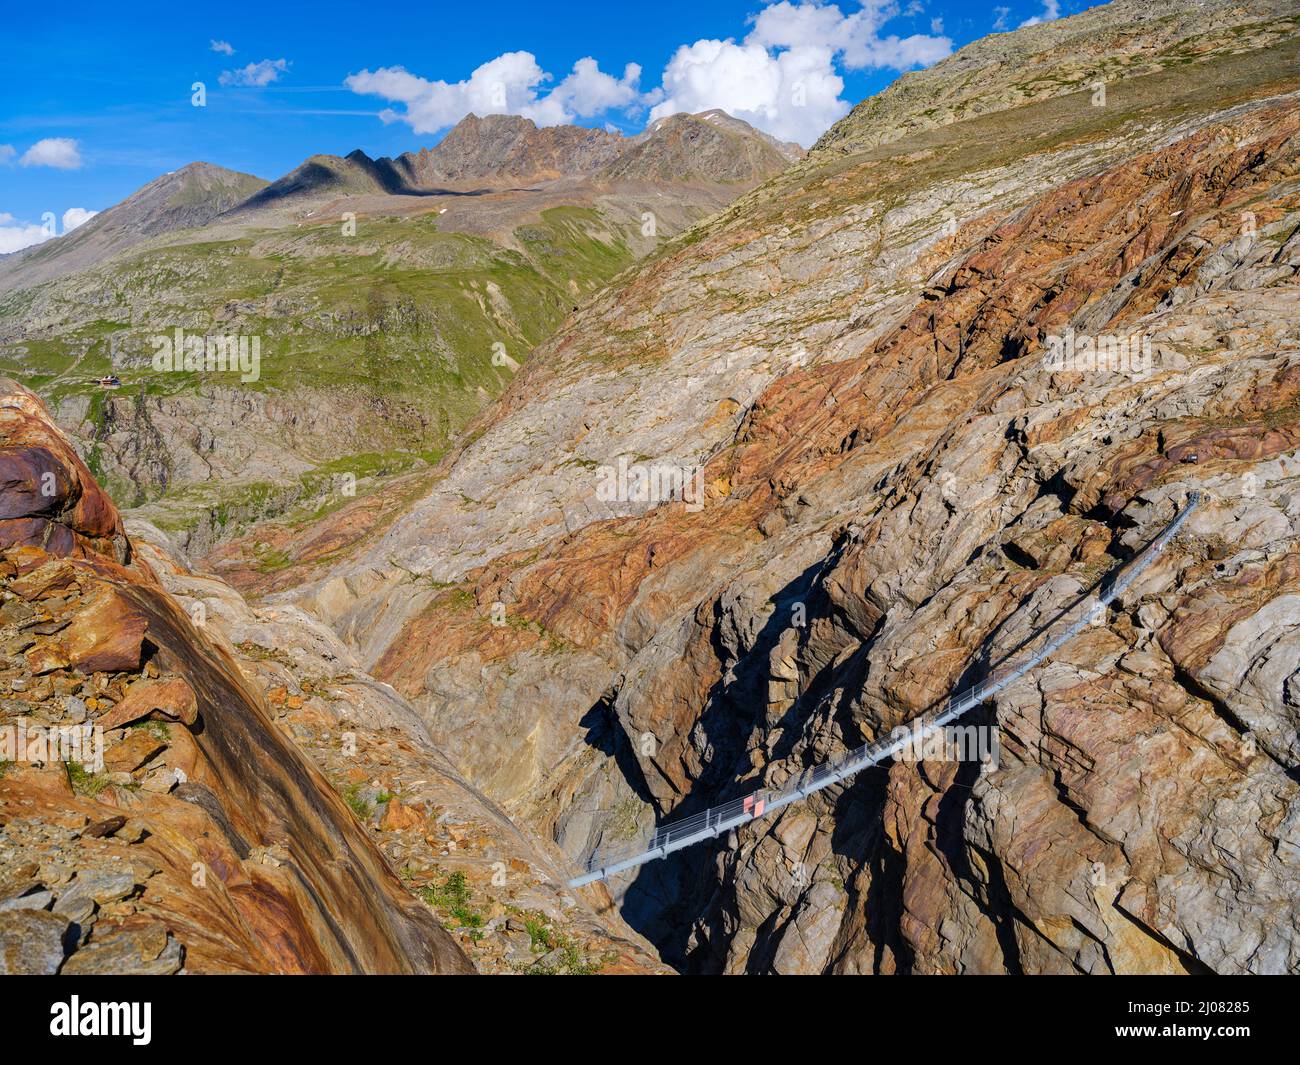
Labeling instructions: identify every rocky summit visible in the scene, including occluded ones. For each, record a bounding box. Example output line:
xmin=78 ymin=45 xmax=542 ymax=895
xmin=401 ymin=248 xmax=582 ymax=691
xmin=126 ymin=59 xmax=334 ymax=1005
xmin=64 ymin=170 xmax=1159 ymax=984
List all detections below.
xmin=1 ymin=0 xmax=1299 ymax=981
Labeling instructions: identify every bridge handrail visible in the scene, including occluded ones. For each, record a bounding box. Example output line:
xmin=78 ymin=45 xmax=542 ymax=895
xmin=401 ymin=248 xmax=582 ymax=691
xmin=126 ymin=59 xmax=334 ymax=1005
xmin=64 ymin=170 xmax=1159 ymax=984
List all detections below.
xmin=570 ymin=492 xmax=1200 ymax=887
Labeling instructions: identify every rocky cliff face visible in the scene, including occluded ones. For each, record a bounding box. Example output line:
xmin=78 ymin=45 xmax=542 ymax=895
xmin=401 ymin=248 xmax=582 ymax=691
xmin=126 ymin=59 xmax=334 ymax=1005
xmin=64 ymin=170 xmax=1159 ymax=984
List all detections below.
xmin=0 ymin=379 xmax=471 ymax=972
xmin=397 ymin=114 xmax=628 ymax=184
xmin=0 ymin=379 xmax=663 ymax=973
xmin=603 ymin=111 xmax=804 ymax=185
xmin=397 ymin=111 xmax=804 ymax=187
xmin=221 ymin=0 xmax=1300 ymax=974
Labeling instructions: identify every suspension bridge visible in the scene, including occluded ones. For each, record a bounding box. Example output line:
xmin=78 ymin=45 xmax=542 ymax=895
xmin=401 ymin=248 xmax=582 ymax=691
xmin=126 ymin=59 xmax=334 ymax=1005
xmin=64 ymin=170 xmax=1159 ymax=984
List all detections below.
xmin=569 ymin=491 xmax=1201 ymax=888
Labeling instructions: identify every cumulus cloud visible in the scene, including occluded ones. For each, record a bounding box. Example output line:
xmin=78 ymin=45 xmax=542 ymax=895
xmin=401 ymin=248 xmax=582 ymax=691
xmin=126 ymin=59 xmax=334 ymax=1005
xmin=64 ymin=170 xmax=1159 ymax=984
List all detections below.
xmin=19 ymin=138 xmax=82 ymax=169
xmin=993 ymin=7 xmax=1011 ymax=31
xmin=346 ymin=2 xmax=949 ymax=148
xmin=220 ymin=58 xmax=289 ymax=87
xmin=62 ymin=207 xmax=98 ymax=231
xmin=0 ymin=215 xmax=47 ymax=254
xmin=0 ymin=208 xmax=92 ymax=254
xmin=210 ymin=39 xmax=235 ymax=56
xmin=347 ymin=53 xmax=642 ymax=134
xmin=549 ymin=57 xmax=643 ymax=120
xmin=651 ymin=1 xmax=951 ymax=146
xmin=0 ymin=145 xmax=14 ymax=165
xmin=652 ymin=39 xmax=846 ymax=147
xmin=1019 ymin=0 xmax=1061 ymax=27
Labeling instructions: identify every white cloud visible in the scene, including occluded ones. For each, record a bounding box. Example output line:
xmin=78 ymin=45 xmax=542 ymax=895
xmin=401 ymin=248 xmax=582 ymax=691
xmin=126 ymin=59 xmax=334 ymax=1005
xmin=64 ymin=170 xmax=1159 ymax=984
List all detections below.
xmin=62 ymin=207 xmax=98 ymax=232
xmin=748 ymin=0 xmax=850 ymax=52
xmin=0 ymin=145 xmax=15 ymax=165
xmin=347 ymin=53 xmax=642 ymax=134
xmin=993 ymin=7 xmax=1011 ymax=31
xmin=346 ymin=2 xmax=950 ymax=149
xmin=652 ymin=1 xmax=951 ymax=146
xmin=20 ymin=138 xmax=82 ymax=169
xmin=652 ymin=38 xmax=847 ymax=147
xmin=838 ymin=1 xmax=953 ymax=71
xmin=0 ymin=213 xmax=50 ymax=254
xmin=0 ymin=206 xmax=99 ymax=254
xmin=550 ymin=58 xmax=643 ymax=119
xmin=1020 ymin=0 xmax=1061 ymax=27
xmin=220 ymin=58 xmax=289 ymax=87
xmin=210 ymin=39 xmax=235 ymax=56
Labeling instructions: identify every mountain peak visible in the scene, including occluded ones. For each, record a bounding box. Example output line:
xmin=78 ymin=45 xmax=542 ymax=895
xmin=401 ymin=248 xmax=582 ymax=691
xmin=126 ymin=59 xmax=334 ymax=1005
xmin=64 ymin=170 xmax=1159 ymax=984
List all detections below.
xmin=398 ymin=109 xmax=801 ymax=186
xmin=605 ymin=109 xmax=804 ymax=183
xmin=398 ymin=114 xmax=625 ymax=184
xmin=452 ymin=112 xmax=538 ymax=130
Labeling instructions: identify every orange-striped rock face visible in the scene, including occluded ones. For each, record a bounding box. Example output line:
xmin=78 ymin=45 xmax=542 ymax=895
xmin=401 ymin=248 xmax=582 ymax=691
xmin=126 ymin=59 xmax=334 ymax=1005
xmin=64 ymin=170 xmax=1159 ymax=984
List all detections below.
xmin=0 ymin=384 xmax=473 ymax=974
xmin=0 ymin=381 xmax=127 ymax=562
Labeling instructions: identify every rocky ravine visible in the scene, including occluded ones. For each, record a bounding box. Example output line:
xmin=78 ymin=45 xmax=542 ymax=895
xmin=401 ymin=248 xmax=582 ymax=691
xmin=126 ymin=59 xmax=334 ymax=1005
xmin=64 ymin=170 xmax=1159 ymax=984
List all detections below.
xmin=0 ymin=379 xmax=664 ymax=974
xmin=209 ymin=0 xmax=1300 ymax=973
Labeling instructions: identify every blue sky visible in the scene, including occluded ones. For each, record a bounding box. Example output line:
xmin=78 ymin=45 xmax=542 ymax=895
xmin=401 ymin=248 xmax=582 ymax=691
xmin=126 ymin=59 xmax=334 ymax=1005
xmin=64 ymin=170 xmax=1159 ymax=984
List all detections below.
xmin=0 ymin=0 xmax=1087 ymax=251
